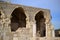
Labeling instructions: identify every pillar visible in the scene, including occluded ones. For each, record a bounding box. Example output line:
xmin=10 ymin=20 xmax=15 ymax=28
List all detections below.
xmin=3 ymin=16 xmax=13 ymax=40
xmin=33 ymin=21 xmax=36 ymax=37
xmin=46 ymin=22 xmax=55 ymax=37
xmin=26 ymin=18 xmax=30 ymax=28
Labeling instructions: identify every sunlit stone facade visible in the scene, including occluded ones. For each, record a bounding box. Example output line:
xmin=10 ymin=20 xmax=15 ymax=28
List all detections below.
xmin=0 ymin=2 xmax=60 ymax=40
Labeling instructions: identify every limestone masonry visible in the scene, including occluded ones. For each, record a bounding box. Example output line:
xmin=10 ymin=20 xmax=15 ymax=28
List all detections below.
xmin=0 ymin=2 xmax=60 ymax=40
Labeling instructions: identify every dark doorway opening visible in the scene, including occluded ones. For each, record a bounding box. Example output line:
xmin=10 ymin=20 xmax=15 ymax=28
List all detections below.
xmin=11 ymin=7 xmax=26 ymax=31
xmin=35 ymin=11 xmax=46 ymax=37
xmin=55 ymin=29 xmax=60 ymax=37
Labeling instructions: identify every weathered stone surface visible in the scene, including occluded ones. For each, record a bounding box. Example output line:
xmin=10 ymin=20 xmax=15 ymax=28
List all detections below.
xmin=0 ymin=2 xmax=60 ymax=40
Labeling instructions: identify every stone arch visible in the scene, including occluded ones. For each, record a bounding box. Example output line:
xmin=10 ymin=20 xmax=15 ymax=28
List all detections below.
xmin=11 ymin=7 xmax=26 ymax=31
xmin=35 ymin=11 xmax=46 ymax=37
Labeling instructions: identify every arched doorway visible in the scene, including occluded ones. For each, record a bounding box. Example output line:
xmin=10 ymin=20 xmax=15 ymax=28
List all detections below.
xmin=11 ymin=7 xmax=26 ymax=31
xmin=35 ymin=11 xmax=46 ymax=37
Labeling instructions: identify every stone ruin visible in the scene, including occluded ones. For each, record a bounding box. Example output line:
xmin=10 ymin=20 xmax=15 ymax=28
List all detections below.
xmin=0 ymin=2 xmax=60 ymax=40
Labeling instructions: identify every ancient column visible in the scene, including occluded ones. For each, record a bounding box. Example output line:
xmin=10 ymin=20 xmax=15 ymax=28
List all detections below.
xmin=46 ymin=21 xmax=55 ymax=37
xmin=26 ymin=18 xmax=30 ymax=28
xmin=33 ymin=21 xmax=36 ymax=37
xmin=2 ymin=16 xmax=13 ymax=40
xmin=0 ymin=10 xmax=6 ymax=40
xmin=0 ymin=17 xmax=3 ymax=40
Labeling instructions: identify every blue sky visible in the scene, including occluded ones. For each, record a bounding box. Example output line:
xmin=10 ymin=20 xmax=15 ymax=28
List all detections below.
xmin=2 ymin=0 xmax=60 ymax=29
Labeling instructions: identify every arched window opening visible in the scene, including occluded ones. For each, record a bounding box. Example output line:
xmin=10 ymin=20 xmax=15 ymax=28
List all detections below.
xmin=11 ymin=7 xmax=26 ymax=31
xmin=35 ymin=11 xmax=46 ymax=37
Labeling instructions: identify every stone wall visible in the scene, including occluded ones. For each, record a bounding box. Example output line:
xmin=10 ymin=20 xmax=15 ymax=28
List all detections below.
xmin=12 ymin=28 xmax=32 ymax=40
xmin=0 ymin=2 xmax=60 ymax=40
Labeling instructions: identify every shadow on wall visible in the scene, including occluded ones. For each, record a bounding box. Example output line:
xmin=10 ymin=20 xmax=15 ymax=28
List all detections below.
xmin=11 ymin=7 xmax=26 ymax=31
xmin=35 ymin=11 xmax=46 ymax=37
